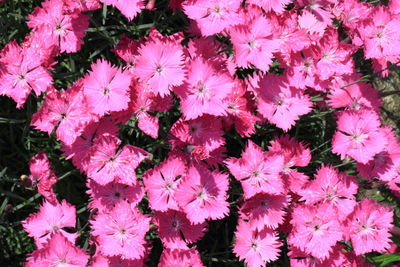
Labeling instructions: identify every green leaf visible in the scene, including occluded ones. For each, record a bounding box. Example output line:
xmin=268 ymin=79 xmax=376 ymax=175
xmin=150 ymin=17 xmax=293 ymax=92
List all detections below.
xmin=371 ymin=253 xmax=400 ymax=266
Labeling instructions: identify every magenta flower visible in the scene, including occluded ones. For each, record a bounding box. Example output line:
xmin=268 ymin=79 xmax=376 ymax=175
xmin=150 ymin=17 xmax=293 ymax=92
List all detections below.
xmin=31 ymin=85 xmax=93 ymax=145
xmin=230 ymin=10 xmax=279 ymax=72
xmin=61 ymin=118 xmax=119 ymax=173
xmin=0 ymin=41 xmax=52 ymax=108
xmin=183 ymin=0 xmax=242 ymax=36
xmin=87 ymin=179 xmax=144 ymax=213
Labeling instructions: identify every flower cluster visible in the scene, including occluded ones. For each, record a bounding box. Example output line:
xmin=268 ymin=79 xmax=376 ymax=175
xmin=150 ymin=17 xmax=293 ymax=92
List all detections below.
xmin=3 ymin=0 xmax=399 ymax=266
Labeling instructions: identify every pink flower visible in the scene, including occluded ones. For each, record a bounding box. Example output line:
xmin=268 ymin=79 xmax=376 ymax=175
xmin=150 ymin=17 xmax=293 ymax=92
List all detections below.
xmin=175 ymin=163 xmax=229 ymax=224
xmin=359 ymin=6 xmax=400 ymax=59
xmin=87 ymin=134 xmax=148 ymax=185
xmin=135 ymin=41 xmax=186 ymax=97
xmin=159 ymin=247 xmax=205 ymax=267
xmin=87 ymin=179 xmax=144 ymax=213
xmin=233 ymin=219 xmax=282 ymax=267
xmin=256 ymin=74 xmax=312 ymax=132
xmin=246 ymin=0 xmax=292 ymax=14
xmin=230 ymin=10 xmax=279 ymax=72
xmin=345 ymin=198 xmax=393 ymax=255
xmin=299 ymin=165 xmax=358 ymax=218
xmin=112 ymin=34 xmax=142 ymax=75
xmin=31 ymin=85 xmax=93 ymax=145
xmin=183 ymin=0 xmax=242 ymax=36
xmin=312 ymin=27 xmax=356 ymax=80
xmin=223 ymin=79 xmax=259 ymax=137
xmin=100 ymin=0 xmax=144 ymax=21
xmin=25 ymin=232 xmax=89 ymax=267
xmin=357 ymin=127 xmax=400 ymax=182
xmin=169 ymin=115 xmax=226 ymax=166
xmin=240 ymin=193 xmax=290 ymax=231
xmin=289 ymin=203 xmax=343 ymax=260
xmin=174 ymin=57 xmax=232 ymax=120
xmin=28 ymin=151 xmax=58 ymax=204
xmin=61 ymin=117 xmax=119 ymax=172
xmin=83 ymin=59 xmax=132 ymax=116
xmin=27 ymin=0 xmax=89 ymax=53
xmin=64 ymin=0 xmax=102 ymax=12
xmin=143 ymin=155 xmax=186 ymax=211
xmin=90 ymin=201 xmax=151 ymax=260
xmin=0 ymin=41 xmax=53 ymax=108
xmin=328 ymin=74 xmax=381 ymax=113
xmin=154 ymin=210 xmax=207 ymax=249
xmin=332 ymin=110 xmax=388 ymax=164
xmin=225 ymin=140 xmax=285 ymax=199
xmin=22 ymin=199 xmax=77 ymax=249
xmin=127 ymin=82 xmax=172 ymax=138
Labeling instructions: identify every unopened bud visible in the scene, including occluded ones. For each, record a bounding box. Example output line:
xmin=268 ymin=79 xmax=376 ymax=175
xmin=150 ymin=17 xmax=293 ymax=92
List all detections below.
xmin=20 ymin=174 xmax=32 ymax=187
